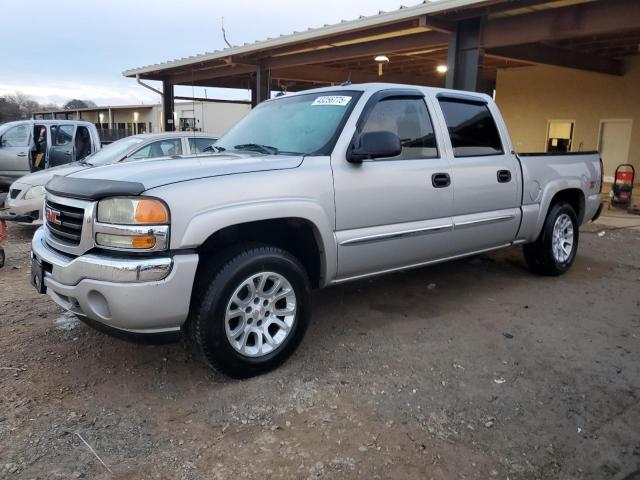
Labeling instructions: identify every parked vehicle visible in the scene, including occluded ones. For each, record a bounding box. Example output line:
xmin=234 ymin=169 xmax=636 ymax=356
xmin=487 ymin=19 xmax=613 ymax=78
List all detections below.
xmin=0 ymin=120 xmax=101 ymax=187
xmin=5 ymin=132 xmax=218 ymax=225
xmin=31 ymin=84 xmax=603 ymax=378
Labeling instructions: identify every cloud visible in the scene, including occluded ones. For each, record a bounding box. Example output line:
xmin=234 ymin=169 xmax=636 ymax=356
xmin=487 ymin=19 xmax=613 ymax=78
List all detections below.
xmin=0 ymin=81 xmax=158 ymax=106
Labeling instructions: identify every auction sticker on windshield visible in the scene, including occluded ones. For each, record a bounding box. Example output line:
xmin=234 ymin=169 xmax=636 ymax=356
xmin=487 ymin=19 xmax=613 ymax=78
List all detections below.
xmin=312 ymin=96 xmax=352 ymax=106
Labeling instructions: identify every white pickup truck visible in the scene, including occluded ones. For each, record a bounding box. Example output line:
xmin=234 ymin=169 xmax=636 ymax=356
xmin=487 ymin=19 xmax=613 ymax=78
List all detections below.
xmin=31 ymin=83 xmax=603 ymax=377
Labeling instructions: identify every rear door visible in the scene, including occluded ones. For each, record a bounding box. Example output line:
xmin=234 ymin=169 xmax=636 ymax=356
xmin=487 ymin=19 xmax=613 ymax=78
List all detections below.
xmin=433 ymin=94 xmax=521 ymax=253
xmin=48 ymin=124 xmax=76 ymax=167
xmin=333 ymin=89 xmax=455 ymax=280
xmin=0 ymin=123 xmax=31 ymax=174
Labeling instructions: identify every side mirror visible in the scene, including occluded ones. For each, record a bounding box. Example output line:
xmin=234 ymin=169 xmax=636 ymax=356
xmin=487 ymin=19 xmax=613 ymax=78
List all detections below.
xmin=348 ymin=131 xmax=402 ymax=162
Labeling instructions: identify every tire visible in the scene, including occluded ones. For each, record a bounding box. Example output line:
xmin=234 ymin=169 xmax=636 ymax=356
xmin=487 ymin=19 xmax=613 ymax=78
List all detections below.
xmin=523 ymin=202 xmax=579 ymax=276
xmin=190 ymin=243 xmax=311 ymax=378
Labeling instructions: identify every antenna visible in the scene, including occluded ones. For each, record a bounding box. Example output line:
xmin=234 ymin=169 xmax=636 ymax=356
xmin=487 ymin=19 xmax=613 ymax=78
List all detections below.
xmin=221 ymin=17 xmax=232 ymax=49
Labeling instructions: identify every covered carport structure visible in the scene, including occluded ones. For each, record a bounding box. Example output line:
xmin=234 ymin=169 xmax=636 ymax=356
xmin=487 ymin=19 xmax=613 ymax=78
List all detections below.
xmin=122 ymin=0 xmax=640 ymax=186
xmin=123 ymin=0 xmax=640 ymax=132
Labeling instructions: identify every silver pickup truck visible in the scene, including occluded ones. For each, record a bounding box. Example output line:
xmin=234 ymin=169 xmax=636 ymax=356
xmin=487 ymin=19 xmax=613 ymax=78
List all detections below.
xmin=31 ymin=83 xmax=603 ymax=377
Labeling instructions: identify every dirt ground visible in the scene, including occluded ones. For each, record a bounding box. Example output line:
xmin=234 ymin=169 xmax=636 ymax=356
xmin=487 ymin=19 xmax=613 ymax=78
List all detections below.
xmin=1 ymin=216 xmax=639 ymax=480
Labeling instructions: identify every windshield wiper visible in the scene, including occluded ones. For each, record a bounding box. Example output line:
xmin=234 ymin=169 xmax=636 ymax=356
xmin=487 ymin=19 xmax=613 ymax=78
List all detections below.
xmin=233 ymin=143 xmax=279 ymax=155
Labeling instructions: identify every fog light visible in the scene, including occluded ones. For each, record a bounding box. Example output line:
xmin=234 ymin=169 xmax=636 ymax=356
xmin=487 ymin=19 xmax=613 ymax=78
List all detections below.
xmin=96 ymin=233 xmax=156 ymax=249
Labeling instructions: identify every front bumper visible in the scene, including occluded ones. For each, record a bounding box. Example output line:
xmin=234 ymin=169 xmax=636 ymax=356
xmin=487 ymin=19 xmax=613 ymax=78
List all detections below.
xmin=31 ymin=227 xmax=199 ymax=334
xmin=5 ymin=183 xmax=43 ymax=225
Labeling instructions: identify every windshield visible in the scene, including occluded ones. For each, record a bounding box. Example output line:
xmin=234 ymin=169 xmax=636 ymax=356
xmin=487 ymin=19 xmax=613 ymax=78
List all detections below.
xmin=85 ymin=136 xmax=146 ymax=166
xmin=215 ymin=91 xmax=361 ymax=155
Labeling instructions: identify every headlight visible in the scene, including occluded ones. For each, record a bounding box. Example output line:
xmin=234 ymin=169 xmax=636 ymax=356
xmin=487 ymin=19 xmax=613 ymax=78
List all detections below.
xmin=97 ymin=197 xmax=169 ymax=225
xmin=95 ymin=197 xmax=170 ymax=251
xmin=24 ymin=185 xmax=46 ymax=200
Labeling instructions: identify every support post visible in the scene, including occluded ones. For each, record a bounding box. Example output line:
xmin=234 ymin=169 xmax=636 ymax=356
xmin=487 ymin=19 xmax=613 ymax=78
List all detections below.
xmin=162 ymin=80 xmax=175 ymax=131
xmin=251 ymin=65 xmax=271 ymax=107
xmin=445 ymin=18 xmax=483 ymax=92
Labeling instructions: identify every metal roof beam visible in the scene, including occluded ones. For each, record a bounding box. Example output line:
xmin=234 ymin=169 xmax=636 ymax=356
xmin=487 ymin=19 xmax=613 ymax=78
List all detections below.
xmin=273 ymin=65 xmax=440 ymax=86
xmin=167 ymin=64 xmax=257 ymax=85
xmin=486 ymin=43 xmax=625 ymax=76
xmin=482 ymin=0 xmax=640 ymax=48
xmin=265 ymin=31 xmax=449 ymax=69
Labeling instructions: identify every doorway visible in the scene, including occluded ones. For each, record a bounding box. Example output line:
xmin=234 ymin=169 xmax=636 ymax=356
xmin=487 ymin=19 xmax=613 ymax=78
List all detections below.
xmin=598 ymin=120 xmax=633 ymax=183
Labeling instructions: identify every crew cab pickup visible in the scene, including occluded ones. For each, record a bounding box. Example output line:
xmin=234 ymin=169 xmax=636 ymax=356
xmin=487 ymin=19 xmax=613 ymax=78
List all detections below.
xmin=31 ymin=83 xmax=603 ymax=378
xmin=0 ymin=120 xmax=101 ymax=187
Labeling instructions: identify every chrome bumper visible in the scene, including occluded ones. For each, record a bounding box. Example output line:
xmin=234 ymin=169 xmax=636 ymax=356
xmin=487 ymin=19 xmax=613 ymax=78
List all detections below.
xmin=31 ymin=227 xmax=199 ymax=334
xmin=32 ymin=227 xmax=172 ymax=284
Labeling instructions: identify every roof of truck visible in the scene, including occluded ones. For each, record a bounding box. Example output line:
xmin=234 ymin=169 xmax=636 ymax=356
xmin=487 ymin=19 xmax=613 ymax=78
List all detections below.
xmin=269 ymin=82 xmax=494 ymax=102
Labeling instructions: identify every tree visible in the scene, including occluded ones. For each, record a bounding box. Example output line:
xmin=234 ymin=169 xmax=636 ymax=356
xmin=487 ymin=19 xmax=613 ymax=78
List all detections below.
xmin=63 ymin=99 xmax=96 ymax=110
xmin=0 ymin=92 xmax=53 ymax=123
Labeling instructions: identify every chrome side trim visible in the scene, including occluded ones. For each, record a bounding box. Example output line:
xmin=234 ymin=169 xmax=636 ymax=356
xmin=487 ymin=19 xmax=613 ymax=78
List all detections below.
xmin=339 ymin=224 xmax=453 ymax=246
xmin=332 ymin=243 xmax=511 ymax=284
xmin=454 ymin=214 xmax=515 ymax=230
xmin=32 ymin=228 xmax=172 ymax=284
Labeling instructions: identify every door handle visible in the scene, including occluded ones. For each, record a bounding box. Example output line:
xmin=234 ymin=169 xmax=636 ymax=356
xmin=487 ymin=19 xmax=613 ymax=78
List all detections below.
xmin=432 ymin=172 xmax=451 ymax=188
xmin=497 ymin=170 xmax=512 ymax=183
xmin=17 ymin=152 xmax=27 ymax=157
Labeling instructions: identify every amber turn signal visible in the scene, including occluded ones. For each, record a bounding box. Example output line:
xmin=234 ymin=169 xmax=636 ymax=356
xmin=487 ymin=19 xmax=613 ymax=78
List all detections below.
xmin=135 ymin=199 xmax=169 ymax=224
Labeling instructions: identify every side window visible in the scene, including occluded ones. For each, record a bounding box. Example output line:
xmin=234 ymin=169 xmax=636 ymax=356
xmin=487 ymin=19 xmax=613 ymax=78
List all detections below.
xmin=54 ymin=125 xmax=75 ymax=146
xmin=438 ymin=99 xmax=503 ymax=157
xmin=360 ymin=97 xmax=438 ymax=159
xmin=1 ymin=124 xmax=30 ymax=147
xmin=189 ymin=137 xmax=217 ymax=153
xmin=131 ymin=139 xmax=182 ymax=159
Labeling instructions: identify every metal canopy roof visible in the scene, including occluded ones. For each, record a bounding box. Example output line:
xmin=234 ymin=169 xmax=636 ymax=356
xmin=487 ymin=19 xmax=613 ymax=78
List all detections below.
xmin=123 ymin=0 xmax=640 ymax=93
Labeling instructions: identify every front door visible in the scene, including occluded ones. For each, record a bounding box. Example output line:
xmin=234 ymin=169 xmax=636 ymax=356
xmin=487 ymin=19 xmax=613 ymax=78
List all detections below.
xmin=333 ymin=90 xmax=455 ymax=281
xmin=48 ymin=124 xmax=76 ymax=167
xmin=0 ymin=123 xmax=31 ymax=175
xmin=434 ymin=95 xmax=522 ymax=254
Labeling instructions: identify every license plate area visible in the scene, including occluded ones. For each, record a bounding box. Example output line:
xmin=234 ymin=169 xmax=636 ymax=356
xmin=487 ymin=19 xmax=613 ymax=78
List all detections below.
xmin=30 ymin=254 xmax=46 ymax=294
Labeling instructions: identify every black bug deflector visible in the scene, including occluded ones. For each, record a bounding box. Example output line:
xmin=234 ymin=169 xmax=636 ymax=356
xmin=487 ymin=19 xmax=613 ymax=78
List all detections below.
xmin=46 ymin=175 xmax=146 ymax=200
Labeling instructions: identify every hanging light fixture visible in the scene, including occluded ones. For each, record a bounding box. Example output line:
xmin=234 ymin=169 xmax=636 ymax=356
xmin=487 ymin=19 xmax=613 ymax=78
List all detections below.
xmin=436 ymin=64 xmax=448 ymax=74
xmin=374 ymin=55 xmax=390 ymax=76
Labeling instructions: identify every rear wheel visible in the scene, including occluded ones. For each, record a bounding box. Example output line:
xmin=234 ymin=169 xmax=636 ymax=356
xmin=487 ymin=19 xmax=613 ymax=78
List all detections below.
xmin=523 ymin=202 xmax=579 ymax=276
xmin=190 ymin=244 xmax=311 ymax=378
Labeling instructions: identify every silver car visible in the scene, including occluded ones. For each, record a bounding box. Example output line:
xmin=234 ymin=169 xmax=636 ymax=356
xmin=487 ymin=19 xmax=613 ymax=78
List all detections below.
xmin=5 ymin=132 xmax=218 ymax=224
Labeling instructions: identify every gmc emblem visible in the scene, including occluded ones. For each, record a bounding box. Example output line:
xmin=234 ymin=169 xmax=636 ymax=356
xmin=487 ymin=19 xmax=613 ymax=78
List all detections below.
xmin=45 ymin=207 xmax=61 ymax=225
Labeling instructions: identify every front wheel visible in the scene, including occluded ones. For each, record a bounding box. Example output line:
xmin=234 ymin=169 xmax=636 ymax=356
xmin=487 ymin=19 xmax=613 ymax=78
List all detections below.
xmin=523 ymin=202 xmax=579 ymax=276
xmin=190 ymin=244 xmax=311 ymax=378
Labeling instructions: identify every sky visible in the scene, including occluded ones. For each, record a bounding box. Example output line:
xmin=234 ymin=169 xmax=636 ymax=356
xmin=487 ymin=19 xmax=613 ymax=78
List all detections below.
xmin=1 ymin=0 xmax=425 ymax=107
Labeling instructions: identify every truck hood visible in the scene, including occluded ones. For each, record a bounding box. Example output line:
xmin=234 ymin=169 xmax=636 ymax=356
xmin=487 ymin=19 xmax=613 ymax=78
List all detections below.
xmin=14 ymin=163 xmax=88 ymax=187
xmin=67 ymin=152 xmax=304 ymax=190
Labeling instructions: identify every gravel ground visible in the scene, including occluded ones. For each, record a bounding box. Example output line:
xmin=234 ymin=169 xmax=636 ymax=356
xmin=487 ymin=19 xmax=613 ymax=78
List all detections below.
xmin=0 ymin=218 xmax=639 ymax=480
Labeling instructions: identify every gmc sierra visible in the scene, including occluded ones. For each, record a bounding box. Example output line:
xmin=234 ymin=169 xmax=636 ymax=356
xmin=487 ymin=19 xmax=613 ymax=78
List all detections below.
xmin=31 ymin=83 xmax=603 ymax=377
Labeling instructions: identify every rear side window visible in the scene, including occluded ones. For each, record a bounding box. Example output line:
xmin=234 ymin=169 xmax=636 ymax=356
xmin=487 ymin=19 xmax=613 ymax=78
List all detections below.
xmin=438 ymin=99 xmax=503 ymax=157
xmin=361 ymin=97 xmax=438 ymax=159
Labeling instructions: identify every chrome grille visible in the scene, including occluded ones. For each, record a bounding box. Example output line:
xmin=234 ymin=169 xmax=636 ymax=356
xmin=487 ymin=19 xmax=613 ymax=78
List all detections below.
xmin=45 ymin=199 xmax=84 ymax=246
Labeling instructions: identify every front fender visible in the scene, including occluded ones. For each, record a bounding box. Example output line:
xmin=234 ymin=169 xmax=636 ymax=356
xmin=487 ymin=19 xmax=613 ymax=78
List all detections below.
xmin=178 ymin=198 xmax=337 ymax=285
